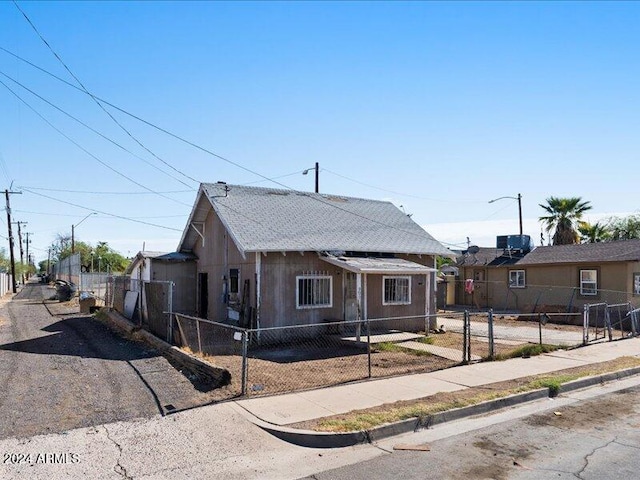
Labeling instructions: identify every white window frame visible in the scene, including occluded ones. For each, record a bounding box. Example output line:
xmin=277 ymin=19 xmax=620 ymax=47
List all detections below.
xmin=509 ymin=270 xmax=526 ymax=288
xmin=580 ymin=269 xmax=598 ymax=296
xmin=383 ymin=276 xmax=411 ymax=305
xmin=634 ymin=273 xmax=640 ymax=296
xmin=296 ymin=275 xmax=333 ymax=309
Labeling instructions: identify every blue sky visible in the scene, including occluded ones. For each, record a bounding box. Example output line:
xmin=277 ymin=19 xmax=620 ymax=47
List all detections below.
xmin=1 ymin=1 xmax=638 ymax=263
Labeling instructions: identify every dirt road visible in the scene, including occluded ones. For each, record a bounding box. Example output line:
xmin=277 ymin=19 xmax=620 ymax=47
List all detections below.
xmin=0 ymin=282 xmax=217 ymax=440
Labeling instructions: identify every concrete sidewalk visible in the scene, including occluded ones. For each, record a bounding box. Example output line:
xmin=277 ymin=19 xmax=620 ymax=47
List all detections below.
xmin=235 ymin=338 xmax=640 ymax=428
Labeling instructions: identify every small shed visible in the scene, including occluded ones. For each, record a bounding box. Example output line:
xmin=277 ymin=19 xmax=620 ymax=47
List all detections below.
xmin=126 ymin=250 xmax=198 ymax=315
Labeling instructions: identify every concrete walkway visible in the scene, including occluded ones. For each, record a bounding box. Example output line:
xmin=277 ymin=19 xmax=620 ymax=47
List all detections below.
xmin=235 ymin=337 xmax=640 ymax=427
xmin=439 ymin=317 xmax=584 ymax=346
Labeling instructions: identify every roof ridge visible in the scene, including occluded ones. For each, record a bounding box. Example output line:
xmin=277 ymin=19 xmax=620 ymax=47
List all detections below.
xmin=201 ymin=182 xmax=395 ymax=205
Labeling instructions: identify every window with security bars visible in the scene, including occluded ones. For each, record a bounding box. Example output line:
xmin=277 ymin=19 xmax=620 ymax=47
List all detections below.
xmin=580 ymin=269 xmax=598 ymax=296
xmin=296 ymin=275 xmax=332 ymax=309
xmin=634 ymin=273 xmax=640 ymax=295
xmin=383 ymin=276 xmax=411 ymax=305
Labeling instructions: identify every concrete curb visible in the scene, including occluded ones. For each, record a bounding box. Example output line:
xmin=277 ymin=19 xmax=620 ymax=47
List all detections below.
xmin=250 ymin=368 xmax=640 ymax=449
xmin=96 ymin=309 xmax=231 ymax=388
xmin=558 ymin=365 xmax=640 ymax=395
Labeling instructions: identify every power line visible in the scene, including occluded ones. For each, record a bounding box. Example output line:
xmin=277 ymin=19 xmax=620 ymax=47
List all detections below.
xmin=0 ymin=151 xmax=11 ymax=186
xmin=322 ymin=168 xmax=484 ymax=204
xmin=0 ymin=79 xmax=191 ymax=207
xmin=0 ymin=70 xmax=195 ymax=188
xmin=0 ymin=47 xmax=457 ymax=247
xmin=12 ymin=0 xmax=200 ymax=187
xmin=14 ymin=209 xmax=186 ymax=219
xmin=21 ymin=188 xmax=183 ymax=232
xmin=16 ymin=186 xmax=196 ymax=195
xmin=0 ymin=46 xmax=299 ymax=187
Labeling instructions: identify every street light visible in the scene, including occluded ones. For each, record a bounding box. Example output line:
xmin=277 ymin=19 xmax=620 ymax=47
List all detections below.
xmin=488 ymin=193 xmax=523 ymax=236
xmin=72 ymin=212 xmax=96 ymax=253
xmin=302 ymin=162 xmax=319 ymax=193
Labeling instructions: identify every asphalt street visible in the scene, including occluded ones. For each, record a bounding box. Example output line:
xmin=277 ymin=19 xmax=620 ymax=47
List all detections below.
xmin=304 ymin=378 xmax=640 ymax=480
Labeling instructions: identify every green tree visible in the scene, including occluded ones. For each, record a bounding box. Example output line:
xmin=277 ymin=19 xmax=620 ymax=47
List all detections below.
xmin=0 ymin=247 xmax=9 ymax=272
xmin=48 ymin=235 xmax=130 ymax=273
xmin=607 ymin=214 xmax=640 ymax=241
xmin=92 ymin=241 xmax=129 ymax=272
xmin=539 ymin=196 xmax=593 ymax=245
xmin=578 ymin=222 xmax=611 ymax=243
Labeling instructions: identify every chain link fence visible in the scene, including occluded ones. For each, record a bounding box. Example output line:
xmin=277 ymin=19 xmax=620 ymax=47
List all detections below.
xmin=445 ymin=280 xmax=637 ymax=320
xmin=98 ymin=280 xmax=640 ymax=400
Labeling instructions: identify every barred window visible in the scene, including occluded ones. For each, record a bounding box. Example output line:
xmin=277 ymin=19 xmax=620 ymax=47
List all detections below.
xmin=383 ymin=276 xmax=411 ymax=305
xmin=296 ymin=275 xmax=332 ymax=309
xmin=635 ymin=273 xmax=640 ymax=296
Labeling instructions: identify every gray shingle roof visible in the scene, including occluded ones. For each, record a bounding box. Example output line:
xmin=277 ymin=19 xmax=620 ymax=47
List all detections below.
xmin=516 ymin=239 xmax=640 ymax=265
xmin=179 ymin=183 xmax=453 ymax=257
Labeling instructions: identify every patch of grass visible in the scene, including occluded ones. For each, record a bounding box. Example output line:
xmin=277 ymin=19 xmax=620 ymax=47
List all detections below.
xmin=373 ymin=342 xmax=432 ymax=357
xmin=494 ymin=343 xmax=560 ymax=360
xmin=415 ymin=336 xmax=435 ymax=345
xmin=311 ymin=356 xmax=640 ymax=432
xmin=374 ymin=342 xmax=403 ymax=353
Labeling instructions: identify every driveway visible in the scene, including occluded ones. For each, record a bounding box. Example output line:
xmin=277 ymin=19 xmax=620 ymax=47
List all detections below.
xmin=0 ymin=281 xmax=220 ymax=440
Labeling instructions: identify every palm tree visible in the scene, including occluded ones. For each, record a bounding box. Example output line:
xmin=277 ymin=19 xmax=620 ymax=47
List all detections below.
xmin=539 ymin=196 xmax=593 ymax=245
xmin=578 ymin=221 xmax=610 ymax=243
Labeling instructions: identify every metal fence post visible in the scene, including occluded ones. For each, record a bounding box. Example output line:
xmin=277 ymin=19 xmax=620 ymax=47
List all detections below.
xmin=604 ymin=304 xmax=613 ymax=342
xmin=463 ymin=310 xmax=469 ymax=363
xmin=367 ymin=316 xmax=372 ymax=378
xmin=241 ymin=330 xmax=248 ymax=396
xmin=167 ymin=282 xmax=174 ymax=344
xmin=488 ymin=309 xmax=495 ymax=359
xmin=467 ymin=312 xmax=472 ymax=362
xmin=538 ymin=313 xmax=543 ymax=345
xmin=196 ymin=317 xmax=202 ymax=354
xmin=583 ymin=304 xmax=589 ymax=345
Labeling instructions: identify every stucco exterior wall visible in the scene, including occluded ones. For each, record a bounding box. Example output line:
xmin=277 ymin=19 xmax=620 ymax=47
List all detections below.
xmin=458 ymin=261 xmax=637 ymax=313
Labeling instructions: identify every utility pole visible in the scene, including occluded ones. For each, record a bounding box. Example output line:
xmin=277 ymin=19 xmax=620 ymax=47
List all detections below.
xmin=13 ymin=221 xmax=27 ymax=286
xmin=24 ymin=232 xmax=32 ymax=280
xmin=47 ymin=248 xmax=51 ymax=277
xmin=5 ymin=189 xmax=21 ymax=293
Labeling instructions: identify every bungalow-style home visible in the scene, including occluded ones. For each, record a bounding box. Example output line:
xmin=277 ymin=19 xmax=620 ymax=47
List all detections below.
xmin=177 ymin=182 xmax=453 ymax=333
xmin=125 ymin=250 xmax=197 ymax=316
xmin=455 ymin=237 xmax=640 ymax=314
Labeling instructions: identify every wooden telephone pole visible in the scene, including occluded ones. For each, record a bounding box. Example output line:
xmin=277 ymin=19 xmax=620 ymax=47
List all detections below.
xmin=4 ymin=189 xmax=22 ymax=293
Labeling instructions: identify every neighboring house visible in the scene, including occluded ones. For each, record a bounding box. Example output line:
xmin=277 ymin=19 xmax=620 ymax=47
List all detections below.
xmin=126 ymin=250 xmax=197 ymax=315
xmin=455 ymin=238 xmax=640 ymax=313
xmin=177 ymin=182 xmax=453 ymax=333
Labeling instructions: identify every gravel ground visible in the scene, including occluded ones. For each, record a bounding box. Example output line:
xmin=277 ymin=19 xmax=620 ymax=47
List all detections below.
xmin=0 ymin=281 xmax=220 ymax=440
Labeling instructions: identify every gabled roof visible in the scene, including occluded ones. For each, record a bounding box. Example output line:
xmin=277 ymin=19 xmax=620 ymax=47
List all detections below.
xmin=178 ymin=183 xmax=453 ymax=257
xmin=516 ymin=239 xmax=640 ymax=266
xmin=125 ymin=251 xmax=167 ymax=274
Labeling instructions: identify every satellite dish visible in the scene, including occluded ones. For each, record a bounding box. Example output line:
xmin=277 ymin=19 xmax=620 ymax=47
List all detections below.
xmin=467 ymin=245 xmax=480 ymax=254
